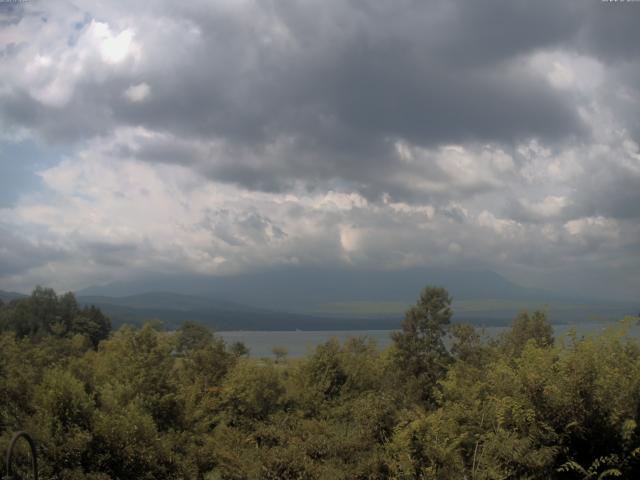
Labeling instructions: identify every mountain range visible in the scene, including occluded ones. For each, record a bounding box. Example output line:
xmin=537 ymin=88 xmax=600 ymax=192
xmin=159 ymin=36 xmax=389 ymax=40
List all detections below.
xmin=2 ymin=268 xmax=637 ymax=330
xmin=77 ymin=267 xmax=555 ymax=306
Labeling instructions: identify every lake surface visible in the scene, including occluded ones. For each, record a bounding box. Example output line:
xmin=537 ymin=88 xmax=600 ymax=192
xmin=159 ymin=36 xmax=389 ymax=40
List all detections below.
xmin=219 ymin=321 xmax=640 ymax=358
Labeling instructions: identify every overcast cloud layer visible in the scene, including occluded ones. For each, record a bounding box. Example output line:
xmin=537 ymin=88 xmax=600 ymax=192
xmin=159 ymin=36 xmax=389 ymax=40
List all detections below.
xmin=1 ymin=0 xmax=639 ymax=300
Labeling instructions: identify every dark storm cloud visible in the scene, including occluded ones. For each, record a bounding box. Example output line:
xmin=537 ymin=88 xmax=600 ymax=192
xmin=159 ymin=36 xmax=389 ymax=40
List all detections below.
xmin=599 ymin=61 xmax=640 ymax=145
xmin=1 ymin=89 xmax=114 ymax=143
xmin=124 ymin=0 xmax=587 ymax=168
xmin=571 ymin=164 xmax=640 ymax=220
xmin=2 ymin=0 xmax=614 ymax=197
xmin=123 ymin=0 xmax=592 ymax=148
xmin=578 ymin=1 xmax=640 ymax=62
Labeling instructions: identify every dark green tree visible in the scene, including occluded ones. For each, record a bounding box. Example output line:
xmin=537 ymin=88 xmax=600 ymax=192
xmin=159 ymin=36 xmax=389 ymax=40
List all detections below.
xmin=392 ymin=286 xmax=453 ymax=404
xmin=450 ymin=323 xmax=492 ymax=366
xmin=219 ymin=360 xmax=285 ymax=427
xmin=302 ymin=338 xmax=347 ymax=401
xmin=175 ymin=320 xmax=214 ymax=354
xmin=0 ymin=288 xmax=111 ymax=347
xmin=228 ymin=340 xmax=250 ymax=357
xmin=498 ymin=309 xmax=554 ymax=357
xmin=70 ymin=305 xmax=111 ymax=347
xmin=0 ymin=287 xmax=58 ymax=338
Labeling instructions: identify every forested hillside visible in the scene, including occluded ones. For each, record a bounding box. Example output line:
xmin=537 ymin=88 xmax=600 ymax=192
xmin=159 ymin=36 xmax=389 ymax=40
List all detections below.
xmin=1 ymin=287 xmax=640 ymax=479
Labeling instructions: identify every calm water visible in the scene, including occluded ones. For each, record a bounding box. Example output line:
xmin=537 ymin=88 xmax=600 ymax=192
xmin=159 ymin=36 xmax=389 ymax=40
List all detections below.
xmin=219 ymin=321 xmax=640 ymax=358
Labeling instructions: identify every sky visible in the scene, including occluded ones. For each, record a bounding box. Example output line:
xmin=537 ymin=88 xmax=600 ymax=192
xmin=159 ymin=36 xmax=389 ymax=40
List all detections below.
xmin=1 ymin=0 xmax=639 ymax=300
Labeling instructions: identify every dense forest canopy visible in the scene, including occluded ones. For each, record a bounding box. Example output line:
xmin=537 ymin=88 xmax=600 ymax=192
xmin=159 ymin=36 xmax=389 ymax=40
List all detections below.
xmin=0 ymin=286 xmax=111 ymax=347
xmin=1 ymin=287 xmax=640 ymax=479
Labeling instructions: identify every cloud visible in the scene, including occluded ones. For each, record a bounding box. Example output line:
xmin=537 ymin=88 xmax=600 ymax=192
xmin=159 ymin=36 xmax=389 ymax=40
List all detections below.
xmin=124 ymin=82 xmax=150 ymax=103
xmin=1 ymin=0 xmax=640 ymax=299
xmin=2 ymin=1 xmax=588 ymax=177
xmin=0 ymin=142 xmax=633 ymax=297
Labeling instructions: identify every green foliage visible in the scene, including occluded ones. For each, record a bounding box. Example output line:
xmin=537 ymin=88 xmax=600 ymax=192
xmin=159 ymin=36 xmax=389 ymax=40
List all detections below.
xmin=68 ymin=305 xmax=111 ymax=347
xmin=176 ymin=320 xmax=215 ymax=353
xmin=28 ymin=368 xmax=94 ymax=478
xmin=219 ymin=360 xmax=286 ymax=427
xmin=558 ymin=455 xmax=623 ymax=479
xmin=299 ymin=338 xmax=348 ymax=403
xmin=497 ymin=309 xmax=554 ymax=357
xmin=0 ymin=287 xmax=111 ymax=347
xmin=228 ymin=340 xmax=250 ymax=357
xmin=391 ymin=286 xmax=453 ymax=405
xmin=2 ymin=286 xmax=640 ymax=479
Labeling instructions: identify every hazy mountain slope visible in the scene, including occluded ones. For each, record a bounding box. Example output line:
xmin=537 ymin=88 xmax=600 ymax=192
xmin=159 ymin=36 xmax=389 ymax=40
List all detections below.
xmin=75 ymin=268 xmax=638 ymax=329
xmin=77 ymin=292 xmax=400 ymax=331
xmin=79 ymin=292 xmax=254 ymax=312
xmin=0 ymin=290 xmax=27 ymax=302
xmin=76 ymin=289 xmax=639 ymax=332
xmin=77 ymin=267 xmax=555 ymax=307
xmin=78 ymin=291 xmax=638 ymax=330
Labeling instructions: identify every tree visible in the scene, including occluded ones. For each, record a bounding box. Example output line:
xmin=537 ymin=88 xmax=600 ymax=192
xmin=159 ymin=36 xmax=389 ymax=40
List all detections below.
xmin=70 ymin=305 xmax=111 ymax=347
xmin=175 ymin=321 xmax=214 ymax=354
xmin=272 ymin=346 xmax=288 ymax=363
xmin=0 ymin=287 xmax=58 ymax=338
xmin=0 ymin=288 xmax=111 ymax=347
xmin=498 ymin=309 xmax=554 ymax=357
xmin=219 ymin=360 xmax=285 ymax=427
xmin=300 ymin=338 xmax=347 ymax=403
xmin=392 ymin=286 xmax=453 ymax=404
xmin=29 ymin=368 xmax=94 ymax=479
xmin=228 ymin=340 xmax=250 ymax=357
xmin=450 ymin=323 xmax=486 ymax=364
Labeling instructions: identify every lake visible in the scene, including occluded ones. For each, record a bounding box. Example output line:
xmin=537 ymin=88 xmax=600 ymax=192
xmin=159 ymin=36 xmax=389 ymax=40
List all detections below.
xmin=219 ymin=321 xmax=640 ymax=358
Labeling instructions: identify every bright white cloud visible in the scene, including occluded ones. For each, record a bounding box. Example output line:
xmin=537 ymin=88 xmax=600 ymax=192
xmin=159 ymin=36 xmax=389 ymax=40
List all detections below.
xmin=529 ymin=51 xmax=605 ymax=93
xmin=124 ymin=82 xmax=151 ymax=102
xmin=91 ymin=22 xmax=138 ymax=64
xmin=477 ymin=211 xmax=522 ymax=238
xmin=520 ymin=195 xmax=570 ymax=220
xmin=339 ymin=225 xmax=361 ymax=253
xmin=564 ymin=216 xmax=619 ymax=239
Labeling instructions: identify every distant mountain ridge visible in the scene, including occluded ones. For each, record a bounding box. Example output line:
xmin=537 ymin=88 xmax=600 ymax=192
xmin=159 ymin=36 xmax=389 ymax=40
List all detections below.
xmin=72 ymin=268 xmax=638 ymax=329
xmin=78 ymin=292 xmax=254 ymax=313
xmin=76 ymin=291 xmax=400 ymax=331
xmin=77 ymin=267 xmax=558 ymax=307
xmin=0 ymin=290 xmax=27 ymax=302
xmin=4 ymin=268 xmax=637 ymax=331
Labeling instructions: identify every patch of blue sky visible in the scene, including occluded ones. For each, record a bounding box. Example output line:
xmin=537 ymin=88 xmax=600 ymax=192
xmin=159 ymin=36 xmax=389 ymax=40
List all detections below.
xmin=0 ymin=140 xmax=69 ymax=207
